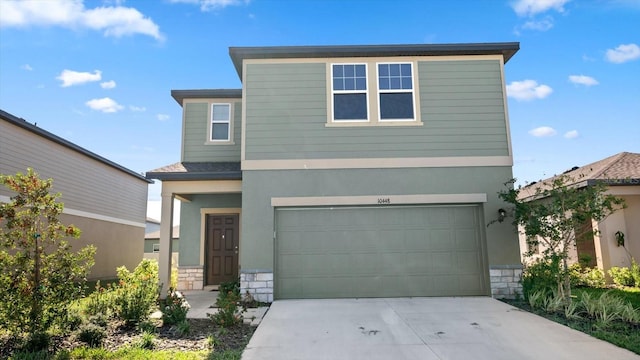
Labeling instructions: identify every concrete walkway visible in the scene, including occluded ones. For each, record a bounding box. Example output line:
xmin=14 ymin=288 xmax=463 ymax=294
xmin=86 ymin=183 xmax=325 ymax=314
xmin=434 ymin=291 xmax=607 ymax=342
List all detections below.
xmin=181 ymin=290 xmax=269 ymax=326
xmin=242 ymin=297 xmax=639 ymax=360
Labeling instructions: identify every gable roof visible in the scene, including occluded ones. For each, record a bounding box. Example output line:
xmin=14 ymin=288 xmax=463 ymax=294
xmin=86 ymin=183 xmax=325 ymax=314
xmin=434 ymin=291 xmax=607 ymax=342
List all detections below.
xmin=518 ymin=152 xmax=640 ymax=200
xmin=1 ymin=109 xmax=152 ymax=183
xmin=229 ymin=42 xmax=520 ymax=78
xmin=146 ymin=162 xmax=242 ymax=181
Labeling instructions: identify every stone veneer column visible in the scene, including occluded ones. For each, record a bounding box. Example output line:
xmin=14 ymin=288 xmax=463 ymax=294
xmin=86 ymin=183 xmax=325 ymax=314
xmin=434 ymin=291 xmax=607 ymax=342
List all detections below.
xmin=240 ymin=270 xmax=273 ymax=303
xmin=489 ymin=265 xmax=523 ymax=299
xmin=177 ymin=265 xmax=204 ymax=291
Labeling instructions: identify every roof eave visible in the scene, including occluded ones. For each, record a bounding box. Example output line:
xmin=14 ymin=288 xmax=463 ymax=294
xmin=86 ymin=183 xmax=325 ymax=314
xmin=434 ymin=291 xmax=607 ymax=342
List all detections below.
xmin=170 ymin=89 xmax=243 ymax=106
xmin=0 ymin=109 xmax=152 ymax=183
xmin=145 ymin=171 xmax=242 ymax=181
xmin=229 ymin=42 xmax=520 ymax=78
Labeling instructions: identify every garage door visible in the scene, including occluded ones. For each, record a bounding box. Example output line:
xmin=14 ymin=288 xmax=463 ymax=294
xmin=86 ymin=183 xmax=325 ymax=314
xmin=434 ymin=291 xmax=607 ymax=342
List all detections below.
xmin=275 ymin=205 xmax=488 ymax=299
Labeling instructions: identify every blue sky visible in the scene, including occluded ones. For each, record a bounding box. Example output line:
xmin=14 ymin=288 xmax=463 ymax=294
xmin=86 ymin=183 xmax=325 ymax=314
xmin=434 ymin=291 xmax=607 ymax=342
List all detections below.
xmin=1 ymin=0 xmax=639 ymax=217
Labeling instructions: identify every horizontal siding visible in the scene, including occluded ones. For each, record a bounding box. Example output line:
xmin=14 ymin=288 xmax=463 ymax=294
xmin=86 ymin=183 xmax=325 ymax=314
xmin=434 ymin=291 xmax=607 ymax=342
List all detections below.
xmin=0 ymin=121 xmax=147 ymax=223
xmin=182 ymin=101 xmax=242 ymax=162
xmin=244 ymin=59 xmax=509 ymax=161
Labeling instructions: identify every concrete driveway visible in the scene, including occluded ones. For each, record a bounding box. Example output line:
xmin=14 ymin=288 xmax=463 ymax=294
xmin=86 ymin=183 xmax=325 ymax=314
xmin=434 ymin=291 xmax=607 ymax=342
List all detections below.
xmin=242 ymin=297 xmax=639 ymax=360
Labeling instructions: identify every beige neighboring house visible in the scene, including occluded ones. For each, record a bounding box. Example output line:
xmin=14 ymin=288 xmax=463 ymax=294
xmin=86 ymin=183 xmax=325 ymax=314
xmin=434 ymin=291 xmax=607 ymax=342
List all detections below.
xmin=517 ymin=152 xmax=640 ymax=276
xmin=144 ymin=223 xmax=179 ymax=267
xmin=0 ymin=109 xmax=151 ymax=280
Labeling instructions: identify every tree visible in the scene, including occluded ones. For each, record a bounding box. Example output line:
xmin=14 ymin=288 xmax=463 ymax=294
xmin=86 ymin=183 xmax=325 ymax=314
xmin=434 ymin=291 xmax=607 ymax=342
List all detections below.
xmin=497 ymin=174 xmax=625 ymax=301
xmin=0 ymin=169 xmax=95 ymax=344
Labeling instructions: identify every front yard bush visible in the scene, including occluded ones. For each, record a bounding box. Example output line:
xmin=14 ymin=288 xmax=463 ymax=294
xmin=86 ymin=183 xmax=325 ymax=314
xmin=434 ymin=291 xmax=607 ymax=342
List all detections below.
xmin=113 ymin=259 xmax=160 ymax=326
xmin=569 ymin=264 xmax=605 ymax=288
xmin=521 ymin=256 xmax=561 ymax=299
xmin=210 ymin=281 xmax=243 ymax=328
xmin=162 ymin=289 xmax=190 ymax=326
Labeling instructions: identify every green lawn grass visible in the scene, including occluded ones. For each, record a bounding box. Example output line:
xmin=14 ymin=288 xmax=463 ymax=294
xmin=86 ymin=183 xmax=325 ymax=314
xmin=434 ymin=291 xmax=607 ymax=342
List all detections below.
xmin=10 ymin=347 xmax=244 ymax=360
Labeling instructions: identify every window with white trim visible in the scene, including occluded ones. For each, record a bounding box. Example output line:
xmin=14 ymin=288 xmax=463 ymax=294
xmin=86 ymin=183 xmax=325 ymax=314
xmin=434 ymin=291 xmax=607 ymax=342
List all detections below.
xmin=377 ymin=63 xmax=415 ymax=121
xmin=152 ymin=243 xmax=160 ymax=253
xmin=211 ymin=103 xmax=231 ymax=141
xmin=332 ymin=64 xmax=368 ymax=121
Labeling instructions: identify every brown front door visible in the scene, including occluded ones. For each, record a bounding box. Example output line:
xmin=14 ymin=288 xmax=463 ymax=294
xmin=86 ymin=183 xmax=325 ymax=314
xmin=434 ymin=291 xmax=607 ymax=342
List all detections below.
xmin=205 ymin=214 xmax=239 ymax=285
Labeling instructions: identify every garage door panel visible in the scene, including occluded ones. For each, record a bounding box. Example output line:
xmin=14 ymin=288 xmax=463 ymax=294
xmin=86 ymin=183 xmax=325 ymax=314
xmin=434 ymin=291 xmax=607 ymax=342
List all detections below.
xmin=276 ymin=205 xmax=488 ymax=299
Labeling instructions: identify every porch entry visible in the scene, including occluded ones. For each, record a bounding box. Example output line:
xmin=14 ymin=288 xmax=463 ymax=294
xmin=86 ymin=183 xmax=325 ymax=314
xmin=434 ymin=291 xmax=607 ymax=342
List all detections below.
xmin=205 ymin=214 xmax=239 ymax=285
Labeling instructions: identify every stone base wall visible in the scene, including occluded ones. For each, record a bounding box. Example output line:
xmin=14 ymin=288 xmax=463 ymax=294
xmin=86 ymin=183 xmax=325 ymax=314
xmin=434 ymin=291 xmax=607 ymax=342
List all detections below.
xmin=177 ymin=266 xmax=204 ymax=291
xmin=240 ymin=270 xmax=273 ymax=303
xmin=490 ymin=265 xmax=523 ymax=299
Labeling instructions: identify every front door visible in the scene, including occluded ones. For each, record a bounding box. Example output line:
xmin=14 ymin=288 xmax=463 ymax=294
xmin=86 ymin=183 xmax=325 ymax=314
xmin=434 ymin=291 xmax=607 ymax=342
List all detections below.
xmin=205 ymin=214 xmax=239 ymax=285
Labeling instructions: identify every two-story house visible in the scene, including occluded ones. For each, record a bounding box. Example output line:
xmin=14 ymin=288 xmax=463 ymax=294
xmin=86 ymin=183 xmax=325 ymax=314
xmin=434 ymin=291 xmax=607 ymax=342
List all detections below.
xmin=147 ymin=42 xmax=522 ymax=301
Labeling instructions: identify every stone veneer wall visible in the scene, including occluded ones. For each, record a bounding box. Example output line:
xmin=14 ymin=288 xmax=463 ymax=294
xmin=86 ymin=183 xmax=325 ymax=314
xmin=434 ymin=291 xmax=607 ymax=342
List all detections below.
xmin=240 ymin=270 xmax=273 ymax=303
xmin=490 ymin=265 xmax=523 ymax=299
xmin=177 ymin=265 xmax=204 ymax=291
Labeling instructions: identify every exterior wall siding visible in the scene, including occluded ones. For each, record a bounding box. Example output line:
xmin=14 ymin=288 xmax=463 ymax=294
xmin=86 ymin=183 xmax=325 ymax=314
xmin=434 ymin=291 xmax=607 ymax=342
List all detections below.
xmin=182 ymin=101 xmax=242 ymax=162
xmin=178 ymin=193 xmax=242 ymax=266
xmin=61 ymin=214 xmax=143 ymax=280
xmin=0 ymin=121 xmax=148 ymax=224
xmin=243 ymin=59 xmax=509 ymax=161
xmin=240 ymin=166 xmax=520 ymax=271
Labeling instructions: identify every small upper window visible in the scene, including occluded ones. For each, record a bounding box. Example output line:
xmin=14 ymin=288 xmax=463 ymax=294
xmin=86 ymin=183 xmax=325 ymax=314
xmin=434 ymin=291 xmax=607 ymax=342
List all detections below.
xmin=152 ymin=243 xmax=160 ymax=253
xmin=332 ymin=64 xmax=368 ymax=121
xmin=377 ymin=63 xmax=415 ymax=121
xmin=211 ymin=104 xmax=231 ymax=141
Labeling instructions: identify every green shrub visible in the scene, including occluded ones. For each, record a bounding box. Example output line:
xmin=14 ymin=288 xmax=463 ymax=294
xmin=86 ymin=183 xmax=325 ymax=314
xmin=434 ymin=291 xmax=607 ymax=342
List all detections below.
xmin=76 ymin=323 xmax=106 ymax=348
xmin=209 ymin=286 xmax=243 ymax=328
xmin=609 ymin=266 xmax=635 ymax=287
xmin=521 ymin=257 xmax=561 ymax=299
xmin=82 ymin=281 xmax=116 ymax=317
xmin=134 ymin=331 xmax=156 ymax=350
xmin=176 ymin=320 xmax=191 ymax=337
xmin=113 ymin=259 xmax=160 ymax=326
xmin=219 ymin=281 xmax=240 ymax=297
xmin=570 ymin=264 xmax=605 ymax=288
xmin=162 ymin=290 xmax=190 ymax=326
xmin=632 ymin=260 xmax=640 ymax=287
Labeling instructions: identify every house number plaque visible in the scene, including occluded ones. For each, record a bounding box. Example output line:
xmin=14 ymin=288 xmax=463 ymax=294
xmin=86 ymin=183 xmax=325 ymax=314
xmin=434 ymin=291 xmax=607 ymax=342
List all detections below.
xmin=377 ymin=198 xmax=391 ymax=204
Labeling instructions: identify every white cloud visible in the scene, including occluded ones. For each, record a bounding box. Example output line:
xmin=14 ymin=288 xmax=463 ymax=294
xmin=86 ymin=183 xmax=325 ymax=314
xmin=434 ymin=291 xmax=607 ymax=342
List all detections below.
xmin=57 ymin=69 xmax=102 ymax=87
xmin=568 ymin=75 xmax=598 ymax=86
xmin=157 ymin=114 xmax=170 ymax=121
xmin=130 ymin=105 xmax=146 ymax=112
xmin=529 ymin=126 xmax=557 ymax=137
xmin=20 ymin=64 xmax=33 ymax=71
xmin=100 ymin=80 xmax=116 ymax=89
xmin=169 ymin=0 xmax=250 ymax=11
xmin=0 ymin=0 xmax=163 ymax=40
xmin=521 ymin=18 xmax=554 ymax=31
xmin=85 ymin=97 xmax=123 ymax=113
xmin=511 ymin=0 xmax=569 ymax=17
xmin=564 ymin=130 xmax=579 ymax=139
xmin=605 ymin=43 xmax=640 ymax=64
xmin=506 ymin=80 xmax=553 ymax=101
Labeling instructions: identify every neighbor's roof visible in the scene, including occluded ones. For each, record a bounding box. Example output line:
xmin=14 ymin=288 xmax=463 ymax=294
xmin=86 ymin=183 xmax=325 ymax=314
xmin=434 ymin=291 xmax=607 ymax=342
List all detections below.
xmin=171 ymin=89 xmax=242 ymax=106
xmin=229 ymin=42 xmax=520 ymax=78
xmin=146 ymin=162 xmax=241 ymax=181
xmin=145 ymin=225 xmax=180 ymax=239
xmin=518 ymin=152 xmax=640 ymax=200
xmin=0 ymin=109 xmax=152 ymax=183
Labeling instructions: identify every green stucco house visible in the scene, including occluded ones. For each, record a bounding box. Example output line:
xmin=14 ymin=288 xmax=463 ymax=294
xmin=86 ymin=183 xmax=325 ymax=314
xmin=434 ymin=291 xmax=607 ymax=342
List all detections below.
xmin=146 ymin=42 xmax=523 ymax=301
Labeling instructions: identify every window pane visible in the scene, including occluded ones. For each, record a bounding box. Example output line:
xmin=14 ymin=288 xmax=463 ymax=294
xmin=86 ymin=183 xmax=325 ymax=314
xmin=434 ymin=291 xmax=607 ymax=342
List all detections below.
xmin=389 ymin=64 xmax=400 ymax=76
xmin=355 ymin=65 xmax=366 ymax=77
xmin=355 ymin=78 xmax=367 ymax=90
xmin=212 ymin=123 xmax=230 ymax=140
xmin=401 ymin=63 xmax=412 ymax=76
xmin=334 ymin=93 xmax=367 ymax=120
xmin=344 ymin=64 xmax=354 ymax=77
xmin=333 ymin=77 xmax=344 ymax=91
xmin=380 ymin=93 xmax=414 ymax=120
xmin=390 ymin=77 xmax=401 ymax=89
xmin=401 ymin=77 xmax=412 ymax=89
xmin=379 ymin=77 xmax=389 ymax=90
xmin=333 ymin=65 xmax=343 ymax=77
xmin=212 ymin=104 xmax=230 ymax=121
xmin=344 ymin=78 xmax=355 ymax=90
xmin=378 ymin=64 xmax=389 ymax=76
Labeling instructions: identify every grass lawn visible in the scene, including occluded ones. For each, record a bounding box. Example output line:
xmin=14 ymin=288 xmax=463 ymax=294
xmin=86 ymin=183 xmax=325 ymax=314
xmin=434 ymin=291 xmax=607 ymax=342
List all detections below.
xmin=10 ymin=348 xmax=242 ymax=359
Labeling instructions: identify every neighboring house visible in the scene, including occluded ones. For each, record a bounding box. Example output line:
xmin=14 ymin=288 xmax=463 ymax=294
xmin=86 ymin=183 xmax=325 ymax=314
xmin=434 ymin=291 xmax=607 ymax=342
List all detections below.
xmin=144 ymin=224 xmax=180 ymax=267
xmin=146 ymin=217 xmax=161 ymax=235
xmin=517 ymin=152 xmax=640 ymax=276
xmin=147 ymin=42 xmax=523 ymax=301
xmin=0 ymin=109 xmax=151 ymax=280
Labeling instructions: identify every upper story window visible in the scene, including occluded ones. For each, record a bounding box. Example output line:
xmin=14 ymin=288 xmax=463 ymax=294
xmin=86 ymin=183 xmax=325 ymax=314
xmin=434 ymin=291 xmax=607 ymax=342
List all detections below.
xmin=332 ymin=64 xmax=368 ymax=121
xmin=211 ymin=103 xmax=231 ymax=141
xmin=377 ymin=63 xmax=415 ymax=121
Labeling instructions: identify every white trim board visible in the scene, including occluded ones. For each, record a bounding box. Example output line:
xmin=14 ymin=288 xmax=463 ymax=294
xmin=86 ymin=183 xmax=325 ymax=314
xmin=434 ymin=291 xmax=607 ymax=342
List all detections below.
xmin=0 ymin=195 xmax=145 ymax=228
xmin=244 ymin=156 xmax=512 ymax=170
xmin=271 ymin=193 xmax=487 ymax=207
